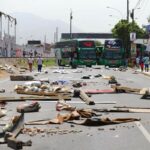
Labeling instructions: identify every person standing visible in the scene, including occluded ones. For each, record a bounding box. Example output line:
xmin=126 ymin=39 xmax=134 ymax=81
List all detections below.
xmin=143 ymin=54 xmax=149 ymax=72
xmin=37 ymin=56 xmax=43 ymax=72
xmin=56 ymin=49 xmax=62 ymax=66
xmin=140 ymin=57 xmax=144 ymax=72
xmin=28 ymin=56 xmax=34 ymax=72
xmin=136 ymin=56 xmax=140 ymax=69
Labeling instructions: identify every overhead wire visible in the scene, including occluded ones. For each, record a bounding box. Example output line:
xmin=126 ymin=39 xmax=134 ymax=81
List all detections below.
xmin=134 ymin=0 xmax=149 ymax=19
xmin=134 ymin=0 xmax=142 ymax=9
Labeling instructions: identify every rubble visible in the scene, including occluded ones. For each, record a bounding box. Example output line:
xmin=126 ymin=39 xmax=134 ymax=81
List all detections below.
xmin=0 ymin=109 xmax=6 ymax=118
xmin=0 ymin=61 xmax=150 ymax=149
xmin=17 ymin=101 xmax=41 ymax=113
xmin=14 ymin=83 xmax=72 ymax=99
xmin=10 ymin=75 xmax=34 ymax=81
xmin=21 ymin=127 xmax=82 ymax=136
xmin=69 ymin=117 xmax=140 ymax=126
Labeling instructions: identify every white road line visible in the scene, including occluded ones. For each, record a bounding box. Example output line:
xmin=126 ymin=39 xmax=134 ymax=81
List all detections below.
xmin=135 ymin=121 xmax=150 ymax=143
xmin=0 ymin=78 xmax=9 ymax=83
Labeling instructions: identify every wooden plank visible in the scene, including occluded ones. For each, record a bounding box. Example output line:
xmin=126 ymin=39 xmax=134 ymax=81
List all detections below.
xmin=93 ymin=108 xmax=150 ymax=113
xmin=85 ymin=89 xmax=115 ymax=94
xmin=0 ymin=96 xmax=71 ymax=102
xmin=114 ymin=106 xmax=150 ymax=109
xmin=10 ymin=75 xmax=34 ymax=81
xmin=16 ymin=90 xmax=71 ymax=97
xmin=111 ymin=85 xmax=141 ymax=94
xmin=79 ymin=90 xmax=95 ymax=105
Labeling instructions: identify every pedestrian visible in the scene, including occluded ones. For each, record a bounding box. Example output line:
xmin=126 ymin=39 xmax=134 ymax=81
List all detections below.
xmin=37 ymin=56 xmax=43 ymax=72
xmin=28 ymin=56 xmax=34 ymax=72
xmin=34 ymin=50 xmax=37 ymax=57
xmin=56 ymin=49 xmax=62 ymax=66
xmin=136 ymin=56 xmax=140 ymax=69
xmin=140 ymin=58 xmax=144 ymax=72
xmin=143 ymin=54 xmax=149 ymax=72
xmin=124 ymin=58 xmax=128 ymax=68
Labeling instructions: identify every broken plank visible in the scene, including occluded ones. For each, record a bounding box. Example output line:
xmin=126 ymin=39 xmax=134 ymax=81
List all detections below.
xmin=0 ymin=96 xmax=71 ymax=102
xmin=16 ymin=90 xmax=71 ymax=97
xmin=114 ymin=106 xmax=150 ymax=109
xmin=93 ymin=108 xmax=150 ymax=113
xmin=10 ymin=75 xmax=34 ymax=81
xmin=111 ymin=85 xmax=141 ymax=94
xmin=39 ymin=101 xmax=116 ymax=104
xmin=85 ymin=89 xmax=115 ymax=94
xmin=79 ymin=90 xmax=95 ymax=105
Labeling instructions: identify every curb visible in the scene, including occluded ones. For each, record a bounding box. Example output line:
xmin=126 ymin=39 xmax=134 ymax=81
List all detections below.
xmin=141 ymin=72 xmax=150 ymax=77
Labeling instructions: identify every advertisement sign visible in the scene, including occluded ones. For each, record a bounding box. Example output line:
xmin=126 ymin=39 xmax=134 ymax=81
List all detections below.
xmin=130 ymin=32 xmax=136 ymax=41
xmin=105 ymin=40 xmax=122 ymax=50
xmin=131 ymin=43 xmax=136 ymax=57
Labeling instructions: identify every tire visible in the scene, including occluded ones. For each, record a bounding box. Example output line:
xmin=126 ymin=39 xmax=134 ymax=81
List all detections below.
xmin=71 ymin=64 xmax=77 ymax=69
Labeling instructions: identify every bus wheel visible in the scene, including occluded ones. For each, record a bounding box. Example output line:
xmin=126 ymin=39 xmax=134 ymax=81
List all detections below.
xmin=71 ymin=64 xmax=77 ymax=69
xmin=86 ymin=65 xmax=92 ymax=67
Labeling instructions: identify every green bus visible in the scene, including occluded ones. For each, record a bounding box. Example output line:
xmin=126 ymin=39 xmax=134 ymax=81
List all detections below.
xmin=55 ymin=39 xmax=97 ymax=68
xmin=98 ymin=39 xmax=125 ymax=67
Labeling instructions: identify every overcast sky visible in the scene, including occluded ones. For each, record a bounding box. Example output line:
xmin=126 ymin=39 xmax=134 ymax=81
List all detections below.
xmin=0 ymin=0 xmax=150 ymax=42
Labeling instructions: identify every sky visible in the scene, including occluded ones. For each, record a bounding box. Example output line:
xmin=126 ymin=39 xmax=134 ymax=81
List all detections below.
xmin=0 ymin=0 xmax=150 ymax=43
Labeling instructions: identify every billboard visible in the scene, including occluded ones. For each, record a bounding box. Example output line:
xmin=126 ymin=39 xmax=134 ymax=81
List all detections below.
xmin=28 ymin=40 xmax=41 ymax=45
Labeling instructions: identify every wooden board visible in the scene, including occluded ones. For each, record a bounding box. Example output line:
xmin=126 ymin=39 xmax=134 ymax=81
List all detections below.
xmin=85 ymin=89 xmax=115 ymax=94
xmin=16 ymin=90 xmax=71 ymax=97
xmin=0 ymin=96 xmax=71 ymax=102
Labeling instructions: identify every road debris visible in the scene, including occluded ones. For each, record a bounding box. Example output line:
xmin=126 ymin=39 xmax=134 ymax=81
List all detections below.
xmin=56 ymin=99 xmax=76 ymax=111
xmin=108 ymin=76 xmax=118 ymax=84
xmin=0 ymin=109 xmax=6 ymax=118
xmin=10 ymin=75 xmax=34 ymax=81
xmin=74 ymin=89 xmax=95 ymax=105
xmin=111 ymin=85 xmax=141 ymax=94
xmin=21 ymin=127 xmax=82 ymax=136
xmin=69 ymin=117 xmax=140 ymax=126
xmin=17 ymin=101 xmax=41 ymax=113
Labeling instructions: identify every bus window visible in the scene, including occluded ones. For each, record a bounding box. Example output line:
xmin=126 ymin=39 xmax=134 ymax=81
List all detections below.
xmin=80 ymin=50 xmax=96 ymax=59
xmin=79 ymin=41 xmax=95 ymax=48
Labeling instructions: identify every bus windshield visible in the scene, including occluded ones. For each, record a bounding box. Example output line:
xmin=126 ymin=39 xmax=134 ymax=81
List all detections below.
xmin=79 ymin=50 xmax=96 ymax=59
xmin=61 ymin=48 xmax=72 ymax=58
xmin=79 ymin=41 xmax=95 ymax=48
xmin=103 ymin=51 xmax=122 ymax=59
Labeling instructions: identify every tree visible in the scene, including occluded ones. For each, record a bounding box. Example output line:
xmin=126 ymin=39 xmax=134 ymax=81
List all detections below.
xmin=112 ymin=19 xmax=146 ymax=57
xmin=95 ymin=40 xmax=102 ymax=46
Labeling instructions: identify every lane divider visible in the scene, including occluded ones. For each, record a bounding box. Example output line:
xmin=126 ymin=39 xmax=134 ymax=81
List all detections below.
xmin=135 ymin=121 xmax=150 ymax=143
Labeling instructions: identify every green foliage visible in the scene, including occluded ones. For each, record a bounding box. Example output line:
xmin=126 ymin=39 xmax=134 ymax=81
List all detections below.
xmin=111 ymin=20 xmax=146 ymax=56
xmin=42 ymin=58 xmax=56 ymax=67
xmin=95 ymin=40 xmax=102 ymax=46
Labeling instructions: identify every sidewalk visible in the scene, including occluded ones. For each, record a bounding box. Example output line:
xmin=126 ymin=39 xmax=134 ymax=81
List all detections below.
xmin=136 ymin=69 xmax=150 ymax=77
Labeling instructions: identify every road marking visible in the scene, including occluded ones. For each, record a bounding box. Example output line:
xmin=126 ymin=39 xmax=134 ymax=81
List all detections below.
xmin=135 ymin=121 xmax=150 ymax=143
xmin=0 ymin=78 xmax=9 ymax=83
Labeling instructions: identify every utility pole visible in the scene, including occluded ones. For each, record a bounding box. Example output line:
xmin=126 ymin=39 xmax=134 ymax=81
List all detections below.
xmin=56 ymin=27 xmax=58 ymax=42
xmin=70 ymin=10 xmax=73 ymax=39
xmin=14 ymin=19 xmax=17 ymax=47
xmin=0 ymin=12 xmax=2 ymax=40
xmin=127 ymin=0 xmax=129 ymax=22
xmin=54 ymin=32 xmax=56 ymax=43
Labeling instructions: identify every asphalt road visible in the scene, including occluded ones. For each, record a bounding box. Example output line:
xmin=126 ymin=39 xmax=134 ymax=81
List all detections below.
xmin=0 ymin=66 xmax=150 ymax=150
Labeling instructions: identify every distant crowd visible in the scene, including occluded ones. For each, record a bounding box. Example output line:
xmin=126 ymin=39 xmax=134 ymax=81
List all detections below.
xmin=27 ymin=55 xmax=43 ymax=72
xmin=135 ymin=54 xmax=150 ymax=72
